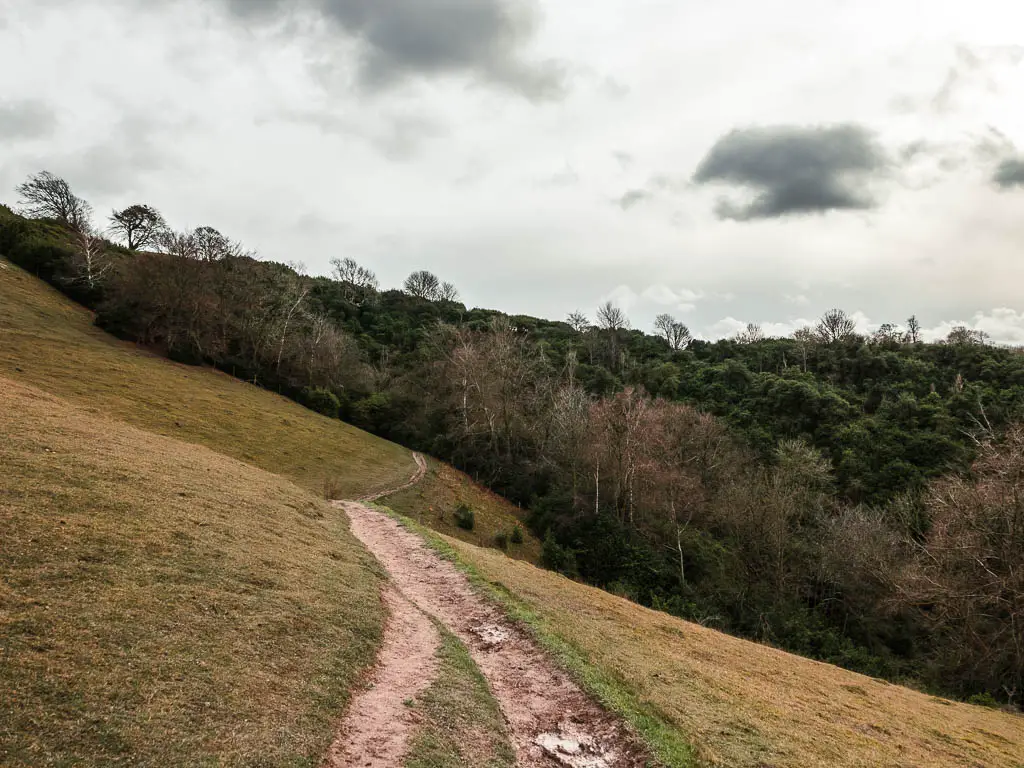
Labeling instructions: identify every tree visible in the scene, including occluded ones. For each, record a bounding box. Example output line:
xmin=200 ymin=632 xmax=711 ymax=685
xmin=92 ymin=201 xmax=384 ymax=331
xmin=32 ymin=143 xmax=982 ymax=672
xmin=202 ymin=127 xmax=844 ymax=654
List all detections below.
xmin=870 ymin=323 xmax=902 ymax=346
xmin=904 ymin=315 xmax=922 ymax=344
xmin=815 ymin=308 xmax=857 ymax=344
xmin=404 ymin=270 xmax=441 ymax=300
xmin=734 ymin=322 xmax=764 ymax=344
xmin=108 ymin=204 xmax=167 ymax=251
xmin=331 ymin=257 xmax=379 ymax=305
xmin=332 ymin=257 xmax=378 ymax=291
xmin=16 ymin=171 xmax=92 ymax=229
xmin=596 ymin=301 xmax=628 ymax=331
xmin=193 ymin=226 xmax=242 ymax=261
xmin=158 ymin=229 xmax=199 ymax=259
xmin=566 ymin=311 xmax=589 ymax=333
xmin=900 ymin=426 xmax=1024 ymax=701
xmin=654 ymin=313 xmax=692 ymax=350
xmin=66 ymin=226 xmax=111 ymax=290
xmin=438 ymin=281 xmax=460 ymax=302
xmin=945 ymin=325 xmax=987 ymax=346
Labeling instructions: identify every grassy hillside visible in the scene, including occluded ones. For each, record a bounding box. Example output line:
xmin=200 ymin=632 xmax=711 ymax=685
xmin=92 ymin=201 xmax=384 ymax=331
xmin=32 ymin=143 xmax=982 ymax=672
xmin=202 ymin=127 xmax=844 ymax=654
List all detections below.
xmin=0 ymin=256 xmax=414 ymax=499
xmin=0 ymin=258 xmax=539 ymax=764
xmin=385 ymin=457 xmax=541 ymax=565
xmin=0 ymin=378 xmax=385 ymax=765
xmin=447 ymin=537 xmax=1024 ymax=768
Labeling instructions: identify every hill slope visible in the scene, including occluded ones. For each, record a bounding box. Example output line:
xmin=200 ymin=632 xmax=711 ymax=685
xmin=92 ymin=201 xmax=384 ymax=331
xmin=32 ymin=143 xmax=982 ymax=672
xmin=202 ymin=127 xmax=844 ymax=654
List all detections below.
xmin=445 ymin=536 xmax=1024 ymax=768
xmin=0 ymin=256 xmax=539 ymax=559
xmin=0 ymin=256 xmax=413 ymax=498
xmin=0 ymin=378 xmax=384 ymax=765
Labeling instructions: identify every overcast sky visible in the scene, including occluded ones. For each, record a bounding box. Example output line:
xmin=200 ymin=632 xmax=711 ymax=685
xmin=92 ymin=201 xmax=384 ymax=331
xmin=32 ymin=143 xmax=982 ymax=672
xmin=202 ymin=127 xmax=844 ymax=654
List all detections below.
xmin=2 ymin=1 xmax=1023 ymax=341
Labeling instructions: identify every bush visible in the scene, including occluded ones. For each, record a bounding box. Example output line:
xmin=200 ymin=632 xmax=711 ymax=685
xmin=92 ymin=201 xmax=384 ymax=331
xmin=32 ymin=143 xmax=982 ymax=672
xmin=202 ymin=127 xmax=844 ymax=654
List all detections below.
xmin=542 ymin=530 xmax=578 ymax=577
xmin=493 ymin=532 xmax=509 ymax=550
xmin=299 ymin=387 xmax=340 ymax=419
xmin=510 ymin=525 xmax=524 ymax=544
xmin=966 ymin=692 xmax=999 ymax=709
xmin=454 ymin=504 xmax=475 ymax=531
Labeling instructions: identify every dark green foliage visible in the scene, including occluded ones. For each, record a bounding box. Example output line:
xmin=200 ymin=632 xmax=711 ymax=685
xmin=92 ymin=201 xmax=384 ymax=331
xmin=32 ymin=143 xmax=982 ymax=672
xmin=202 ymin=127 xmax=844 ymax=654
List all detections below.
xmin=493 ymin=531 xmax=509 ymax=550
xmin=541 ymin=530 xmax=578 ymax=577
xmin=454 ymin=504 xmax=475 ymax=531
xmin=510 ymin=525 xmax=524 ymax=544
xmin=299 ymin=387 xmax=340 ymax=419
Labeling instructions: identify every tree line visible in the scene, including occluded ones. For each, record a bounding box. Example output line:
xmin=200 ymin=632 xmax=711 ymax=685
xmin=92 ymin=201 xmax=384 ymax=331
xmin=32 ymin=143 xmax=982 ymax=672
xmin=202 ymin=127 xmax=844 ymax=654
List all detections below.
xmin=2 ymin=171 xmax=1021 ymax=707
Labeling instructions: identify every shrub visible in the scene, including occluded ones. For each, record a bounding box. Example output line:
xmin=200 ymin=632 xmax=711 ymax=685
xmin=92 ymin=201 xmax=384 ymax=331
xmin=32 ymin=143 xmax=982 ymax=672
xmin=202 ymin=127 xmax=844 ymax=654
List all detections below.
xmin=493 ymin=532 xmax=509 ymax=550
xmin=510 ymin=525 xmax=524 ymax=544
xmin=454 ymin=504 xmax=475 ymax=531
xmin=966 ymin=692 xmax=999 ymax=709
xmin=299 ymin=387 xmax=340 ymax=419
xmin=542 ymin=530 xmax=578 ymax=577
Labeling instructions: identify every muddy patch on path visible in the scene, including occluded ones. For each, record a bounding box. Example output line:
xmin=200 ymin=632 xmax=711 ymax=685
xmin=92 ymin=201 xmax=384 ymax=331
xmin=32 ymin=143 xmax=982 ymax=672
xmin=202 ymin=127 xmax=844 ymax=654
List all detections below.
xmin=337 ymin=501 xmax=652 ymax=768
xmin=325 ymin=586 xmax=440 ymax=768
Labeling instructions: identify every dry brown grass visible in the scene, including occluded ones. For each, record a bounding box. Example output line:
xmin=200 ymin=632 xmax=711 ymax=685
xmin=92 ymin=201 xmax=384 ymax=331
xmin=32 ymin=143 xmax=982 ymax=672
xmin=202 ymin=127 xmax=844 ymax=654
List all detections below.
xmin=0 ymin=257 xmax=414 ymax=498
xmin=448 ymin=538 xmax=1024 ymax=768
xmin=384 ymin=458 xmax=542 ymax=565
xmin=0 ymin=378 xmax=385 ymax=766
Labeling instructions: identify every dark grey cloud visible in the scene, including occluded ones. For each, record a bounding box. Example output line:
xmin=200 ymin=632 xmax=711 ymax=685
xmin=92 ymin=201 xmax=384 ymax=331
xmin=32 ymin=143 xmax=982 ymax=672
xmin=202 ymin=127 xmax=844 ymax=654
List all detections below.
xmin=693 ymin=124 xmax=889 ymax=221
xmin=222 ymin=0 xmax=564 ymax=100
xmin=994 ymin=157 xmax=1024 ymax=189
xmin=0 ymin=99 xmax=58 ymax=140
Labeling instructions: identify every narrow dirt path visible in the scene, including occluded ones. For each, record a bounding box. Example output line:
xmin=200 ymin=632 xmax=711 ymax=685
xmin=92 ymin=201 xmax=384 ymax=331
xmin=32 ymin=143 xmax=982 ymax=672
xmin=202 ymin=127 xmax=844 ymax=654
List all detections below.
xmin=360 ymin=452 xmax=427 ymax=503
xmin=336 ymin=500 xmax=652 ymax=768
xmin=325 ymin=586 xmax=440 ymax=768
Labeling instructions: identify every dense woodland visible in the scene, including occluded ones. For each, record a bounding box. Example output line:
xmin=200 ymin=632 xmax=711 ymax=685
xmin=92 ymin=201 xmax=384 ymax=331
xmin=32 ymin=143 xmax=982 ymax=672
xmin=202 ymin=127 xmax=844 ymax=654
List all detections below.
xmin=3 ymin=172 xmax=1022 ymax=708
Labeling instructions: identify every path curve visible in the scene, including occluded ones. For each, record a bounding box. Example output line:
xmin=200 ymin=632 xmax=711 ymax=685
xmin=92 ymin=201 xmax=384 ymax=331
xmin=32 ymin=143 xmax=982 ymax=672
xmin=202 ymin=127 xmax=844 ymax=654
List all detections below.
xmin=325 ymin=586 xmax=440 ymax=768
xmin=360 ymin=451 xmax=427 ymax=503
xmin=336 ymin=499 xmax=652 ymax=768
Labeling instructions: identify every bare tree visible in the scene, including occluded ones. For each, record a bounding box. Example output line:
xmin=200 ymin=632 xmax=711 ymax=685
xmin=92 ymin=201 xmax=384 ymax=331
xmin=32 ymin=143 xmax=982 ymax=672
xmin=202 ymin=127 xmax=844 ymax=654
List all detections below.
xmin=596 ymin=301 xmax=628 ymax=331
xmin=437 ymin=281 xmax=460 ymax=302
xmin=904 ymin=315 xmax=922 ymax=344
xmin=734 ymin=322 xmax=764 ymax=344
xmin=16 ymin=171 xmax=92 ymax=229
xmin=108 ymin=204 xmax=167 ymax=251
xmin=815 ymin=308 xmax=857 ymax=344
xmin=331 ymin=257 xmax=378 ymax=291
xmin=654 ymin=313 xmax=692 ymax=350
xmin=404 ymin=269 xmax=441 ymax=300
xmin=158 ymin=229 xmax=199 ymax=259
xmin=900 ymin=426 xmax=1024 ymax=700
xmin=792 ymin=326 xmax=815 ymax=372
xmin=566 ymin=311 xmax=589 ymax=333
xmin=66 ymin=226 xmax=111 ymax=290
xmin=331 ymin=257 xmax=379 ymax=304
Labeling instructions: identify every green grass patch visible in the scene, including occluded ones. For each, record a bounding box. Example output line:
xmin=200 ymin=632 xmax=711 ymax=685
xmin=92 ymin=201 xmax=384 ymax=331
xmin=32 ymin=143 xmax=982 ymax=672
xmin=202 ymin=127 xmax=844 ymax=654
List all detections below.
xmin=404 ymin=625 xmax=515 ymax=768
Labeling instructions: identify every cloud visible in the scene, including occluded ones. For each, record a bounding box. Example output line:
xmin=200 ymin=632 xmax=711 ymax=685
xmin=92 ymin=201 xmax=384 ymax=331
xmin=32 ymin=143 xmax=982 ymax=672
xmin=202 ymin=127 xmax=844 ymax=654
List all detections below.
xmin=275 ymin=108 xmax=446 ymax=161
xmin=993 ymin=156 xmax=1024 ymax=189
xmin=617 ymin=189 xmax=651 ymax=210
xmin=692 ymin=124 xmax=889 ymax=221
xmin=923 ymin=309 xmax=1024 ymax=346
xmin=219 ymin=0 xmax=565 ymax=100
xmin=0 ymin=99 xmax=57 ymax=141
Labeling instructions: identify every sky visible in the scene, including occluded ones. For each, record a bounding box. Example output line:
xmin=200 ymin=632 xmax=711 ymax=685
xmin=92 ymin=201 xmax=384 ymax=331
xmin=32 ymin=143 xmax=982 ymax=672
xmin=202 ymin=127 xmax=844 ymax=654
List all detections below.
xmin=1 ymin=0 xmax=1023 ymax=342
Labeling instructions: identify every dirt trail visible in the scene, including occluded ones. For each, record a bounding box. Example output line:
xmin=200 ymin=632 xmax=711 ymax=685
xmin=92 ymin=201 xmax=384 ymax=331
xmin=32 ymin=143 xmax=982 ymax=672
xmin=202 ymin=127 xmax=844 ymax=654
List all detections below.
xmin=325 ymin=586 xmax=440 ymax=768
xmin=335 ymin=499 xmax=652 ymax=768
xmin=359 ymin=451 xmax=427 ymax=503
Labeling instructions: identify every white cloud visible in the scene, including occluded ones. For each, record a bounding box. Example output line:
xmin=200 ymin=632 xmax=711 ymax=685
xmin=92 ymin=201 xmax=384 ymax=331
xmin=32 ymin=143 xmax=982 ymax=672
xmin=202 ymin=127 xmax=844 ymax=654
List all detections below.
xmin=923 ymin=308 xmax=1024 ymax=345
